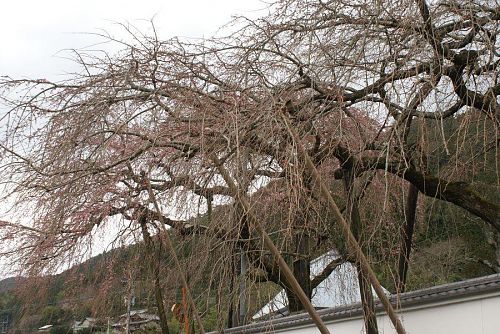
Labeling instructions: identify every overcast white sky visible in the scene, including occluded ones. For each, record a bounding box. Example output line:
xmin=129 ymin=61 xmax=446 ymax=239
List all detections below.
xmin=0 ymin=0 xmax=271 ymax=276
xmin=0 ymin=0 xmax=268 ymax=79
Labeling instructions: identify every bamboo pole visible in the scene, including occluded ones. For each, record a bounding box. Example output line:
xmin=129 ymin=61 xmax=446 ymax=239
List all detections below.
xmin=145 ymin=178 xmax=206 ymax=334
xmin=211 ymin=154 xmax=332 ymax=334
xmin=279 ymin=112 xmax=407 ymax=334
xmin=182 ymin=287 xmax=190 ymax=334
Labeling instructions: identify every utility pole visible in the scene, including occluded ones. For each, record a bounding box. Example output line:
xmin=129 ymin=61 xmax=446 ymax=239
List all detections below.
xmin=123 ymin=269 xmax=134 ymax=334
xmin=126 ymin=287 xmax=131 ymax=334
xmin=0 ymin=314 xmax=9 ymax=334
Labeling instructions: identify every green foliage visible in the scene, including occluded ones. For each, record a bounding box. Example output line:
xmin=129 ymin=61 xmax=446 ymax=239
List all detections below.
xmin=201 ymin=304 xmax=219 ymax=332
xmin=396 ymin=111 xmax=499 ymax=289
xmin=40 ymin=306 xmax=73 ymax=327
xmin=405 ymin=196 xmax=497 ymax=290
xmin=49 ymin=324 xmax=72 ymax=334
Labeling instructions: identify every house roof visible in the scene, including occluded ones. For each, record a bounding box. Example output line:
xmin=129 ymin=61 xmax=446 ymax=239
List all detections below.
xmin=118 ymin=309 xmax=149 ymax=318
xmin=222 ymin=273 xmax=500 ymax=334
xmin=73 ymin=317 xmax=97 ymax=329
xmin=113 ymin=309 xmax=160 ymax=328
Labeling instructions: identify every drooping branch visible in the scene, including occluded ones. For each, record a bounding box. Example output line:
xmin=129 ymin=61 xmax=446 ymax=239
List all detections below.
xmin=397 ymin=168 xmax=500 ymax=231
xmin=333 ymin=157 xmax=500 ymax=231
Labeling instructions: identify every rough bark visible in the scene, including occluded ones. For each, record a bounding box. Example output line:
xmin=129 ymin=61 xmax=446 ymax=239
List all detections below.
xmin=401 ymin=169 xmax=499 ymax=231
xmin=287 ymin=230 xmax=312 ymax=314
xmin=351 ymin=158 xmax=500 ymax=231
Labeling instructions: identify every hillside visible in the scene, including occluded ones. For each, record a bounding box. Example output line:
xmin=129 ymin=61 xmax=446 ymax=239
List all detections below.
xmin=1 ymin=211 xmax=498 ymax=333
xmin=0 ymin=277 xmax=26 ymax=295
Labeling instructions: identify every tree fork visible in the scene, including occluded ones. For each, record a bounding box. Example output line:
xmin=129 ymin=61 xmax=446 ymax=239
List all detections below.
xmin=279 ymin=112 xmax=407 ymax=334
xmin=210 ymin=154 xmax=332 ymax=334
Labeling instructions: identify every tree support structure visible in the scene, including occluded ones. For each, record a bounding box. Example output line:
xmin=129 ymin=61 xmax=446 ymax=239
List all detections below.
xmin=279 ymin=111 xmax=407 ymax=334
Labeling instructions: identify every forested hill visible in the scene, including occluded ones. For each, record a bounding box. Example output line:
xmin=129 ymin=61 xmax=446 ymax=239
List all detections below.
xmin=0 ymin=234 xmax=224 ymax=334
xmin=0 ymin=277 xmax=25 ymax=294
xmin=0 ymin=244 xmax=149 ymax=333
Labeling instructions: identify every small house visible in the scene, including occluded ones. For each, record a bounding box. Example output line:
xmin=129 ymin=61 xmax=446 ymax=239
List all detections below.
xmin=112 ymin=309 xmax=160 ymax=333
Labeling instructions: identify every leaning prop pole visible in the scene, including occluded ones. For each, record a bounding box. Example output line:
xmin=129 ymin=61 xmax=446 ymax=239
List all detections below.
xmin=211 ymin=154 xmax=332 ymax=334
xmin=279 ymin=112 xmax=407 ymax=334
xmin=145 ymin=178 xmax=207 ymax=334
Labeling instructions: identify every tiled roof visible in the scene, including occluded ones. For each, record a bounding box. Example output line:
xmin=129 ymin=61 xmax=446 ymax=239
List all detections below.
xmin=218 ymin=273 xmax=500 ymax=334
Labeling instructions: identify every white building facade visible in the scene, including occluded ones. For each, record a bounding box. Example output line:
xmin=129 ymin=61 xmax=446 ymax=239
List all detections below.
xmin=219 ymin=274 xmax=500 ymax=334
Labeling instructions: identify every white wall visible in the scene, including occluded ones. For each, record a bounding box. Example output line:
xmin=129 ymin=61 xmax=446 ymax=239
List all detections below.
xmin=268 ymin=293 xmax=500 ymax=334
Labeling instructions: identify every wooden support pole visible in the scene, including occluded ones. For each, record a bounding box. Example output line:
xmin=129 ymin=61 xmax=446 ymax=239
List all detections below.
xmin=182 ymin=287 xmax=190 ymax=334
xmin=211 ymin=154 xmax=332 ymax=334
xmin=279 ymin=112 xmax=407 ymax=334
xmin=145 ymin=179 xmax=206 ymax=334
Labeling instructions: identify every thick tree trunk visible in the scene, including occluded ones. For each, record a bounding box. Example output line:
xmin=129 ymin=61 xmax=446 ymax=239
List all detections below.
xmin=357 ymin=267 xmax=378 ymax=334
xmin=280 ymin=114 xmax=405 ymax=334
xmin=287 ymin=230 xmax=312 ymax=313
xmin=214 ymin=154 xmax=331 ymax=334
xmin=153 ymin=276 xmax=170 ymax=334
xmin=343 ymin=170 xmax=379 ymax=334
xmin=397 ymin=184 xmax=419 ymax=293
xmin=239 ymin=250 xmax=248 ymax=325
xmin=227 ymin=252 xmax=236 ymax=328
xmin=140 ymin=219 xmax=170 ymax=334
xmin=237 ymin=207 xmax=250 ymax=325
xmin=229 ymin=205 xmax=251 ymax=327
xmin=229 ymin=246 xmax=248 ymax=327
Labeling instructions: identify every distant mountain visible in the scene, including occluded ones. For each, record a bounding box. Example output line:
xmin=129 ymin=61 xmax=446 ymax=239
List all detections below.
xmin=0 ymin=276 xmax=26 ymax=294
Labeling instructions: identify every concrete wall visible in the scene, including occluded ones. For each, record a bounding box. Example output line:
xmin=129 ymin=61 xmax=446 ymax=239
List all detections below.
xmin=264 ymin=292 xmax=500 ymax=334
